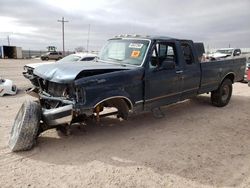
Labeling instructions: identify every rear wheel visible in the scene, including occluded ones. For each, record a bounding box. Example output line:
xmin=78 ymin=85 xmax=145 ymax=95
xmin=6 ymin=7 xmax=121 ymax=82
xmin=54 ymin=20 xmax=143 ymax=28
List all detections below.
xmin=211 ymin=79 xmax=232 ymax=107
xmin=9 ymin=101 xmax=41 ymax=152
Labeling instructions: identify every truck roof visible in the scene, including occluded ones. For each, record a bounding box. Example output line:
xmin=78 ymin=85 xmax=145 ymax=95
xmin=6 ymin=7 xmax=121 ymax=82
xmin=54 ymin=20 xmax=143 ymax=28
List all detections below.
xmin=112 ymin=34 xmax=191 ymax=42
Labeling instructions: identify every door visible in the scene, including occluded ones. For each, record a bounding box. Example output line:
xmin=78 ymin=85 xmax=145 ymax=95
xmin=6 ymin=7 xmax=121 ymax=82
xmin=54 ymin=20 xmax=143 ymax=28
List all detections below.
xmin=144 ymin=41 xmax=182 ymax=110
xmin=179 ymin=42 xmax=201 ymax=100
xmin=50 ymin=52 xmax=57 ymax=60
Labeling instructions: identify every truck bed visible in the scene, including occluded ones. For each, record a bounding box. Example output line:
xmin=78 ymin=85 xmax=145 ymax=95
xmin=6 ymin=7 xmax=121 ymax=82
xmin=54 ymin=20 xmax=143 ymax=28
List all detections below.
xmin=199 ymin=57 xmax=246 ymax=94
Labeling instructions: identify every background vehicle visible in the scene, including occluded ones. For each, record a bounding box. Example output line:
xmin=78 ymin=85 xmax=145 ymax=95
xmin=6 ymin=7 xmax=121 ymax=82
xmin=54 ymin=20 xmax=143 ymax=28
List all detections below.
xmin=57 ymin=53 xmax=97 ymax=63
xmin=41 ymin=51 xmax=63 ymax=61
xmin=243 ymin=57 xmax=250 ymax=83
xmin=209 ymin=48 xmax=241 ymax=60
xmin=9 ymin=35 xmax=246 ymax=151
xmin=247 ymin=57 xmax=250 ymax=86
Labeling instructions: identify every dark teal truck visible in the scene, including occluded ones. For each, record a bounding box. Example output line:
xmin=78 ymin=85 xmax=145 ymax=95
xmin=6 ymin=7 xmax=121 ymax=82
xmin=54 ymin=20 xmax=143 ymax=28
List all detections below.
xmin=9 ymin=35 xmax=246 ymax=151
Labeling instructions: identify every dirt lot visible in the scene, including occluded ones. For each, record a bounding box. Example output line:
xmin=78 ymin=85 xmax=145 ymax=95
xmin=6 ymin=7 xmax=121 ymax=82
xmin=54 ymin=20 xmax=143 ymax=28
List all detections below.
xmin=0 ymin=59 xmax=250 ymax=188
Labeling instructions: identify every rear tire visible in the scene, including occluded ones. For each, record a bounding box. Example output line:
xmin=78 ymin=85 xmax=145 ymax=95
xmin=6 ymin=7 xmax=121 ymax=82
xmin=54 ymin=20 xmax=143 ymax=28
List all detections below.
xmin=9 ymin=101 xmax=41 ymax=152
xmin=211 ymin=79 xmax=232 ymax=107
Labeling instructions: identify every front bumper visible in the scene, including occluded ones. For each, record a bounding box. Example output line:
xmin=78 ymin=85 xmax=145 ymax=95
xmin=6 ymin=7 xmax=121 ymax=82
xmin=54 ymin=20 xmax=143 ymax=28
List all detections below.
xmin=39 ymin=92 xmax=75 ymax=126
xmin=42 ymin=105 xmax=73 ymax=126
xmin=35 ymin=91 xmax=75 ymax=126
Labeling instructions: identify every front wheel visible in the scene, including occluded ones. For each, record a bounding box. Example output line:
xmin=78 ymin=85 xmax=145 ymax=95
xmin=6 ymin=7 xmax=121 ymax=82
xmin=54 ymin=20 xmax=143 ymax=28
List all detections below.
xmin=211 ymin=79 xmax=232 ymax=107
xmin=8 ymin=101 xmax=41 ymax=152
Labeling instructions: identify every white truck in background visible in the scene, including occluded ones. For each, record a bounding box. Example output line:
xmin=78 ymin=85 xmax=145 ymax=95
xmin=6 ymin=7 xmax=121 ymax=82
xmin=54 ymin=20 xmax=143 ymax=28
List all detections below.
xmin=209 ymin=48 xmax=241 ymax=60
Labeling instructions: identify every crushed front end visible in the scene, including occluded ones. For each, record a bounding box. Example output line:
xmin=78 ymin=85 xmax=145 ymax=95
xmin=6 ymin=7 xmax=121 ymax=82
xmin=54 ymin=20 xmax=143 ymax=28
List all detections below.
xmin=27 ymin=76 xmax=78 ymax=131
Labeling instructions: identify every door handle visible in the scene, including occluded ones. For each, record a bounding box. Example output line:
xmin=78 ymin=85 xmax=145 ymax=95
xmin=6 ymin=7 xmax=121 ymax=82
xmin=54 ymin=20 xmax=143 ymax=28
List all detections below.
xmin=176 ymin=70 xmax=183 ymax=74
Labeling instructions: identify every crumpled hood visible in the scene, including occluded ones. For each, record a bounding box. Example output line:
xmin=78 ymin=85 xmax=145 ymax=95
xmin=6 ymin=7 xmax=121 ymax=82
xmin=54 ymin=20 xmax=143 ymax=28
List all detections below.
xmin=33 ymin=61 xmax=132 ymax=83
xmin=25 ymin=61 xmax=55 ymax=69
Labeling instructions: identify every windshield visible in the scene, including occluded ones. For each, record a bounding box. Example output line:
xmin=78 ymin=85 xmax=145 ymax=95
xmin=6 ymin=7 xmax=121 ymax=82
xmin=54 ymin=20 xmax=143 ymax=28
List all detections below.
xmin=98 ymin=39 xmax=150 ymax=66
xmin=216 ymin=49 xmax=233 ymax=54
xmin=57 ymin=54 xmax=81 ymax=63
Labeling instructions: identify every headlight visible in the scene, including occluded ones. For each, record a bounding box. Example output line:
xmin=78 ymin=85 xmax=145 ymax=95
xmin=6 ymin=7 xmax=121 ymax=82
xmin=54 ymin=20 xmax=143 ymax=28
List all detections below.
xmin=75 ymin=87 xmax=86 ymax=104
xmin=23 ymin=66 xmax=27 ymax=71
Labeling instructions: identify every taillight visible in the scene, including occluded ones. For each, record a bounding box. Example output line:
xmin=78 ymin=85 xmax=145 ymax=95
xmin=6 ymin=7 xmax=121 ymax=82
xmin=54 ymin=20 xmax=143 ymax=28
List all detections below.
xmin=247 ymin=69 xmax=250 ymax=81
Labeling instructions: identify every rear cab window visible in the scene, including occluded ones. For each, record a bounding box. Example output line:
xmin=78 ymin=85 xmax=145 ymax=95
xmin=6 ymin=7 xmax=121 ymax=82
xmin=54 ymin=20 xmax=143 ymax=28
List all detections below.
xmin=181 ymin=42 xmax=194 ymax=65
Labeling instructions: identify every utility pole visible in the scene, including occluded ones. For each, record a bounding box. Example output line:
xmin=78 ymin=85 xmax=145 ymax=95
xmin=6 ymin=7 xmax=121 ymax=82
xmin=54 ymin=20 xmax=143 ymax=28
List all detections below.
xmin=7 ymin=35 xmax=10 ymax=46
xmin=86 ymin=24 xmax=90 ymax=52
xmin=57 ymin=17 xmax=68 ymax=56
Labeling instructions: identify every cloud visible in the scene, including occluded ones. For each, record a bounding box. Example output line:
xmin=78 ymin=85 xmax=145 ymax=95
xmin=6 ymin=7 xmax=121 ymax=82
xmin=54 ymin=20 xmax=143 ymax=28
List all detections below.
xmin=0 ymin=0 xmax=249 ymax=50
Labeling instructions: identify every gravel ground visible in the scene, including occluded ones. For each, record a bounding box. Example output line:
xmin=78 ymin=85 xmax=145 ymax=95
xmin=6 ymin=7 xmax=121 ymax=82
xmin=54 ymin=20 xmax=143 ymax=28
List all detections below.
xmin=0 ymin=59 xmax=250 ymax=188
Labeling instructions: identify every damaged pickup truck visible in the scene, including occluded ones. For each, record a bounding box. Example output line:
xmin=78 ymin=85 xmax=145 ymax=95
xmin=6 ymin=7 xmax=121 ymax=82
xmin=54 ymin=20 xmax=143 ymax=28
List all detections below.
xmin=9 ymin=35 xmax=246 ymax=151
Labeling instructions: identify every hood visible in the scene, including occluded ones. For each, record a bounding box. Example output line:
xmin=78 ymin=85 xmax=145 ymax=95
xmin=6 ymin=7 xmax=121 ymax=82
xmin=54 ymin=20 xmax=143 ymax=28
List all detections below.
xmin=25 ymin=62 xmax=55 ymax=69
xmin=33 ymin=61 xmax=133 ymax=83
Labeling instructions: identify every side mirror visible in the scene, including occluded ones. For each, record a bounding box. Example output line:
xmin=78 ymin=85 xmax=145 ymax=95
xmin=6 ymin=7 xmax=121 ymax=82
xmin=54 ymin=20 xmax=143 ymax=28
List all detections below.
xmin=160 ymin=60 xmax=176 ymax=70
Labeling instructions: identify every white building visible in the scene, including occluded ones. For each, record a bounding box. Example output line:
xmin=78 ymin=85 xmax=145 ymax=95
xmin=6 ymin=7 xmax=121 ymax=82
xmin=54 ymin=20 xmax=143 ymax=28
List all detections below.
xmin=0 ymin=45 xmax=22 ymax=59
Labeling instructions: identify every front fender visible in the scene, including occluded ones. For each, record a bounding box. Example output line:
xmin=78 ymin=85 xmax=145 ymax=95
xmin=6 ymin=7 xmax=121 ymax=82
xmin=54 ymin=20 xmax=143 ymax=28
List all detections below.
xmin=90 ymin=89 xmax=134 ymax=109
xmin=74 ymin=68 xmax=144 ymax=111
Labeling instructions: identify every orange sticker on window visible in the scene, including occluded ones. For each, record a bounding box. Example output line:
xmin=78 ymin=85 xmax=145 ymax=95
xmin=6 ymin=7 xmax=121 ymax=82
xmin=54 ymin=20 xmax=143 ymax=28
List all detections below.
xmin=131 ymin=50 xmax=140 ymax=58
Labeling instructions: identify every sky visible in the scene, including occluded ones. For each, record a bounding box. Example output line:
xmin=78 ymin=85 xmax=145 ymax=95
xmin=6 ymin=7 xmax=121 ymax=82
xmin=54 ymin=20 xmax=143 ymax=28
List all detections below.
xmin=0 ymin=0 xmax=249 ymax=51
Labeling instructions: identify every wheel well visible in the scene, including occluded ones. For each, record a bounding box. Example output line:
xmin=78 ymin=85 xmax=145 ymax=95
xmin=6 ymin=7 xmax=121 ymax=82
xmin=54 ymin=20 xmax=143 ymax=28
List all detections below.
xmin=223 ymin=73 xmax=235 ymax=83
xmin=94 ymin=97 xmax=133 ymax=110
xmin=123 ymin=98 xmax=133 ymax=110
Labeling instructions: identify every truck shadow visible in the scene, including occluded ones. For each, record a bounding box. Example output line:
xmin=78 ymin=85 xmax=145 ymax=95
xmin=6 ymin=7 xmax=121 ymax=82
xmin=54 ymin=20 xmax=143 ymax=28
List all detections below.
xmin=17 ymin=94 xmax=250 ymax=187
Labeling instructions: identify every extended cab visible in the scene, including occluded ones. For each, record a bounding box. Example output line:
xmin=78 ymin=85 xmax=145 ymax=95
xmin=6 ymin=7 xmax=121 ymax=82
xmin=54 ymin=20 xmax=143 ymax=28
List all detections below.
xmin=9 ymin=35 xmax=246 ymax=151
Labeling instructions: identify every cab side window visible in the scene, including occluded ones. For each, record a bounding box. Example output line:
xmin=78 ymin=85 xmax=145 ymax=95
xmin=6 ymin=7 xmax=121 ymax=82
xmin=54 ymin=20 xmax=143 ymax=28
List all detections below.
xmin=150 ymin=43 xmax=177 ymax=69
xmin=181 ymin=43 xmax=194 ymax=65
